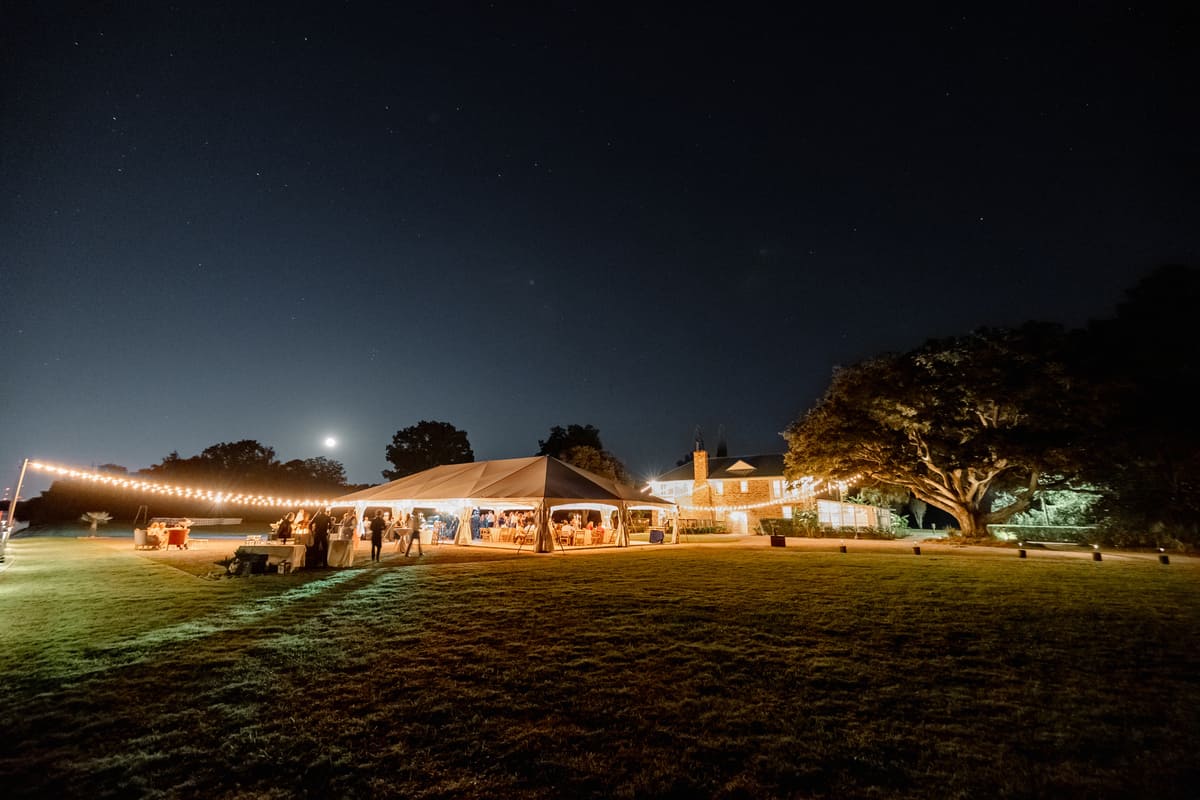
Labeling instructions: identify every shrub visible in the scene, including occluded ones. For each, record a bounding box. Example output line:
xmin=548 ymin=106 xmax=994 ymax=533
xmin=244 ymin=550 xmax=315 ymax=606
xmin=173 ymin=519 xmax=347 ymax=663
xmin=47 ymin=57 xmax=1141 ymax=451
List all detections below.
xmin=759 ymin=517 xmax=896 ymax=540
xmin=1089 ymin=522 xmax=1194 ymax=552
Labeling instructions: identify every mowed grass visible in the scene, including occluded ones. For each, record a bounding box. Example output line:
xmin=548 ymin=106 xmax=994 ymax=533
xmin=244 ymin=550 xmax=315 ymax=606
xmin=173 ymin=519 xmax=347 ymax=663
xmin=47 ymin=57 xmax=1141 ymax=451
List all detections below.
xmin=1 ymin=538 xmax=1198 ymax=799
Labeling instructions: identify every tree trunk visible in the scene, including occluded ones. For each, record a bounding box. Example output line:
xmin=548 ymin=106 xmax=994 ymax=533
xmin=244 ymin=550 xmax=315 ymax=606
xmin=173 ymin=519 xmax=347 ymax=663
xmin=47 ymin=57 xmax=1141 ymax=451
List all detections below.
xmin=950 ymin=507 xmax=992 ymax=538
xmin=910 ymin=498 xmax=927 ymax=529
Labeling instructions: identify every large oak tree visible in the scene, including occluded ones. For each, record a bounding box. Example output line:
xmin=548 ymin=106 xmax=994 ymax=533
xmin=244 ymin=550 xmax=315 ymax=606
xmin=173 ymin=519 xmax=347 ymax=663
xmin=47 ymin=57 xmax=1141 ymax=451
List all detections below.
xmin=784 ymin=324 xmax=1082 ymax=537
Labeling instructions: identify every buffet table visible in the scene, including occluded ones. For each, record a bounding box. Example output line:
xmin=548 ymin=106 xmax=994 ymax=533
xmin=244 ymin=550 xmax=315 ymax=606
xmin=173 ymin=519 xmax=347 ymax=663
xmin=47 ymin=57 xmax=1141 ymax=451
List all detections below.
xmin=237 ymin=543 xmax=307 ymax=569
xmin=328 ymin=536 xmax=356 ymax=567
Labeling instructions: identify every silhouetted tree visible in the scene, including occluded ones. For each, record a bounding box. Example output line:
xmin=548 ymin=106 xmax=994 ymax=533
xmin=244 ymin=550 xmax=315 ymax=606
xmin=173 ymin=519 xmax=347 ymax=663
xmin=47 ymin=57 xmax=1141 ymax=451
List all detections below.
xmin=144 ymin=440 xmax=279 ymax=487
xmin=537 ymin=424 xmax=603 ymax=458
xmin=537 ymin=424 xmax=628 ymax=482
xmin=1076 ymin=265 xmax=1200 ymax=545
xmin=384 ymin=421 xmax=474 ymax=480
xmin=280 ymin=457 xmax=347 ymax=490
xmin=561 ymin=445 xmax=630 ymax=482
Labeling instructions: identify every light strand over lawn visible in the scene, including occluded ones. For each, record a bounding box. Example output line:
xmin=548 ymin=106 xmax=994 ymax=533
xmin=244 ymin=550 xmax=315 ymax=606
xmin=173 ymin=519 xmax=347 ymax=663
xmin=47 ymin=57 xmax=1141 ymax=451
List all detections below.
xmin=28 ymin=460 xmax=334 ymax=508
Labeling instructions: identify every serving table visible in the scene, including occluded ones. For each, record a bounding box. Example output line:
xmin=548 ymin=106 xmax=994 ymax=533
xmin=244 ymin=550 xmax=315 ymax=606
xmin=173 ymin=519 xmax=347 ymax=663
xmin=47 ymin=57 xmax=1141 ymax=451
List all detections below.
xmin=237 ymin=543 xmax=307 ymax=569
xmin=328 ymin=536 xmax=356 ymax=567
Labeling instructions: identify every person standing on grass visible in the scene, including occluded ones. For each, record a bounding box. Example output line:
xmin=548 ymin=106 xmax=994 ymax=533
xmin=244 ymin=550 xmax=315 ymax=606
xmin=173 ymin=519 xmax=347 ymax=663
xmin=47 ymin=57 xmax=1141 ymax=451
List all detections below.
xmin=369 ymin=511 xmax=386 ymax=562
xmin=405 ymin=511 xmax=423 ymax=557
xmin=394 ymin=513 xmax=410 ymax=552
xmin=310 ymin=507 xmax=332 ymax=568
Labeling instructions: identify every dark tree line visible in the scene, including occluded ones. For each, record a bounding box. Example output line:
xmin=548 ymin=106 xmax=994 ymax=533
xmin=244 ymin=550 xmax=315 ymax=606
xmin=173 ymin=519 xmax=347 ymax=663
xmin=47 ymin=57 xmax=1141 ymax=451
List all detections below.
xmin=23 ymin=418 xmax=638 ymax=524
xmin=381 ymin=421 xmax=629 ymax=482
xmin=143 ymin=440 xmax=348 ymax=492
xmin=785 ymin=265 xmax=1200 ymax=547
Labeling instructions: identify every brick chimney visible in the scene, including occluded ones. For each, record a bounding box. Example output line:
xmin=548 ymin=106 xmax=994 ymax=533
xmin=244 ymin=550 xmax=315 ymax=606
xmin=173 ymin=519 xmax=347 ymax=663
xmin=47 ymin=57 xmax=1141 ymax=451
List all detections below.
xmin=692 ymin=448 xmax=708 ymax=484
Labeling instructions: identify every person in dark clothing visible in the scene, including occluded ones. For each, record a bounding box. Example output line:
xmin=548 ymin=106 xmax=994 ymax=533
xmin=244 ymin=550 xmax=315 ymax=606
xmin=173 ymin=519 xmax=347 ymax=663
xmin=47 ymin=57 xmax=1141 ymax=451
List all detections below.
xmin=369 ymin=511 xmax=386 ymax=562
xmin=310 ymin=507 xmax=332 ymax=567
xmin=276 ymin=512 xmax=294 ymax=542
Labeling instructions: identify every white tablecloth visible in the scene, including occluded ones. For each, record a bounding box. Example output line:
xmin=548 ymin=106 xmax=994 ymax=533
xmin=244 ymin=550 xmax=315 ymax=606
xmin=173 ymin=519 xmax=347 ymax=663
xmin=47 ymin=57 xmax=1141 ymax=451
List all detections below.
xmin=328 ymin=537 xmax=356 ymax=567
xmin=238 ymin=543 xmax=307 ymax=568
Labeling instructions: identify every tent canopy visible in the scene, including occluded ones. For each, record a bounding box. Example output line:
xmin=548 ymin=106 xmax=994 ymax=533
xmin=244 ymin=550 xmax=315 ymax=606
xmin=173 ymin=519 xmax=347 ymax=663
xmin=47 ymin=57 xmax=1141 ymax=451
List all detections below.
xmin=332 ymin=456 xmax=672 ymax=509
xmin=332 ymin=456 xmax=674 ymax=552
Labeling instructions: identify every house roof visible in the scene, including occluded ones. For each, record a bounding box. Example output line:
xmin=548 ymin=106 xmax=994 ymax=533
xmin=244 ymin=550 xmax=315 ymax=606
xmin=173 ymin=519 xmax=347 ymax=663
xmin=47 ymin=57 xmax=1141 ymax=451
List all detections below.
xmin=654 ymin=453 xmax=787 ymax=483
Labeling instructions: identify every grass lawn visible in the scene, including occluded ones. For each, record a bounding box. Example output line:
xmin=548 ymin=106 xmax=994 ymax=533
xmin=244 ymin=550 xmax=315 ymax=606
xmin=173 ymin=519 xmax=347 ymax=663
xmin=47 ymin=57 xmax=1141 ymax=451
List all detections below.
xmin=1 ymin=535 xmax=1197 ymax=798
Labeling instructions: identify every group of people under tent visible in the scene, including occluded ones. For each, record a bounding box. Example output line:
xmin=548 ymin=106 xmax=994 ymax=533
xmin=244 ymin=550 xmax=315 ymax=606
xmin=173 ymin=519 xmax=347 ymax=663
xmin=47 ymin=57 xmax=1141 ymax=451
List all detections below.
xmin=467 ymin=507 xmax=616 ymax=543
xmin=272 ymin=507 xmax=358 ymax=542
xmin=365 ymin=509 xmax=427 ymax=560
xmin=261 ymin=502 xmax=666 ymax=557
xmin=270 ymin=507 xmax=358 ymax=568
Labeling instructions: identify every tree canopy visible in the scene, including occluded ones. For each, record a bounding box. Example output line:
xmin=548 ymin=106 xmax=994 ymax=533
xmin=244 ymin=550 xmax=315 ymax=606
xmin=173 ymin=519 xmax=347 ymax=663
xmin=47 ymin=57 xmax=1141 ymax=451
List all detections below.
xmin=561 ymin=445 xmax=630 ymax=482
xmin=536 ymin=424 xmax=629 ymax=482
xmin=383 ymin=420 xmax=474 ymax=480
xmin=144 ymin=441 xmax=350 ymax=491
xmin=537 ymin=424 xmax=604 ymax=457
xmin=1074 ymin=265 xmax=1200 ymax=544
xmin=142 ymin=440 xmax=348 ymax=493
xmin=784 ymin=324 xmax=1083 ymax=537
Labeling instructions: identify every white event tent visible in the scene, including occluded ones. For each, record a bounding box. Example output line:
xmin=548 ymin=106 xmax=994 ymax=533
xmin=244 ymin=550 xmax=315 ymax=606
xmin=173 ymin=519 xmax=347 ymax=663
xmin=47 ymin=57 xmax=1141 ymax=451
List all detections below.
xmin=330 ymin=456 xmax=677 ymax=553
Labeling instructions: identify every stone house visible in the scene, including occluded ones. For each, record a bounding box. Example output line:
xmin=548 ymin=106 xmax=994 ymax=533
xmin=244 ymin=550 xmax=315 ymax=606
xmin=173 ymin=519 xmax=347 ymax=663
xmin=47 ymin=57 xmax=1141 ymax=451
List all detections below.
xmin=647 ymin=450 xmax=799 ymax=534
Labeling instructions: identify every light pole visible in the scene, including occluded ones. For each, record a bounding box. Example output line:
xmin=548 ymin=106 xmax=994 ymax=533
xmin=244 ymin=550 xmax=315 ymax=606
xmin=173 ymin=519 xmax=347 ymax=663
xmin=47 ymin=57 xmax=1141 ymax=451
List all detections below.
xmin=2 ymin=458 xmax=29 ymax=546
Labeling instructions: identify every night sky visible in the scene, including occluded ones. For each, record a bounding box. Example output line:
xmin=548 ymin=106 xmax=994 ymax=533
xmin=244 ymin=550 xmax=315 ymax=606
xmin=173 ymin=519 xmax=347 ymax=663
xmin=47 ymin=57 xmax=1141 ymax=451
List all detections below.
xmin=3 ymin=3 xmax=1196 ymax=494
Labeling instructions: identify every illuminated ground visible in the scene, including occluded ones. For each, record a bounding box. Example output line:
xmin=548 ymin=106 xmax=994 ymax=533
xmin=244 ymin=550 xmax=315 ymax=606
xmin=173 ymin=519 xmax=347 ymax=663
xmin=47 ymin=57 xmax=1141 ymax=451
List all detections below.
xmin=1 ymin=534 xmax=1197 ymax=798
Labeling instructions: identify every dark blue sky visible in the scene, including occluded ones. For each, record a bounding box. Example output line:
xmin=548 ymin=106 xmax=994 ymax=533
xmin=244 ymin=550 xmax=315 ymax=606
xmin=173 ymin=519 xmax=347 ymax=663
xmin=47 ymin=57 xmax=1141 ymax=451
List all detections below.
xmin=3 ymin=2 xmax=1197 ymax=494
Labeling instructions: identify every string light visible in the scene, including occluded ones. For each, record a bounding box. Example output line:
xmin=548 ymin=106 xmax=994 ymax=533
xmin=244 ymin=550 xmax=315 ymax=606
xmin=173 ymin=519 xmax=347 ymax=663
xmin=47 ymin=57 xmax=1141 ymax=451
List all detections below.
xmin=27 ymin=460 xmax=333 ymax=508
xmin=657 ymin=473 xmax=864 ymax=514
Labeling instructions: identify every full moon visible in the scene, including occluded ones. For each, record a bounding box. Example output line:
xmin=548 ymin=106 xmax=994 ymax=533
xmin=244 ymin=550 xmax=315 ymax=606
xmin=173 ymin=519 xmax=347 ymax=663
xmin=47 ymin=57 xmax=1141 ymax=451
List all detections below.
xmin=323 ymin=436 xmax=337 ymax=448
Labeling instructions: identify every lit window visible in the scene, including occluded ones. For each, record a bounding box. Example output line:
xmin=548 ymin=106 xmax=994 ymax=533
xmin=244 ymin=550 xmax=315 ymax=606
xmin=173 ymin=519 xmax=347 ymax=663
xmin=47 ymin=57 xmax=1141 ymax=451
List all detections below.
xmin=772 ymin=480 xmax=782 ymax=497
xmin=782 ymin=506 xmax=792 ymax=519
xmin=740 ymin=480 xmax=749 ymax=493
xmin=714 ymin=482 xmax=724 ymax=495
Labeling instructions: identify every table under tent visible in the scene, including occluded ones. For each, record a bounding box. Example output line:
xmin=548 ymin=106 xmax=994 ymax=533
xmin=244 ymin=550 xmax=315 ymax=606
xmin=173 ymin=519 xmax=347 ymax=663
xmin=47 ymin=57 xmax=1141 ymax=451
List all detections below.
xmin=330 ymin=456 xmax=677 ymax=553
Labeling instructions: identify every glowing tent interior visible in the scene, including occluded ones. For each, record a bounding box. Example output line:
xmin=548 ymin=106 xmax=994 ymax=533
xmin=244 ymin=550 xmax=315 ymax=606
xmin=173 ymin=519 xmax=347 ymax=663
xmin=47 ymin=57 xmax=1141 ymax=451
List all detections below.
xmin=330 ymin=456 xmax=676 ymax=553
